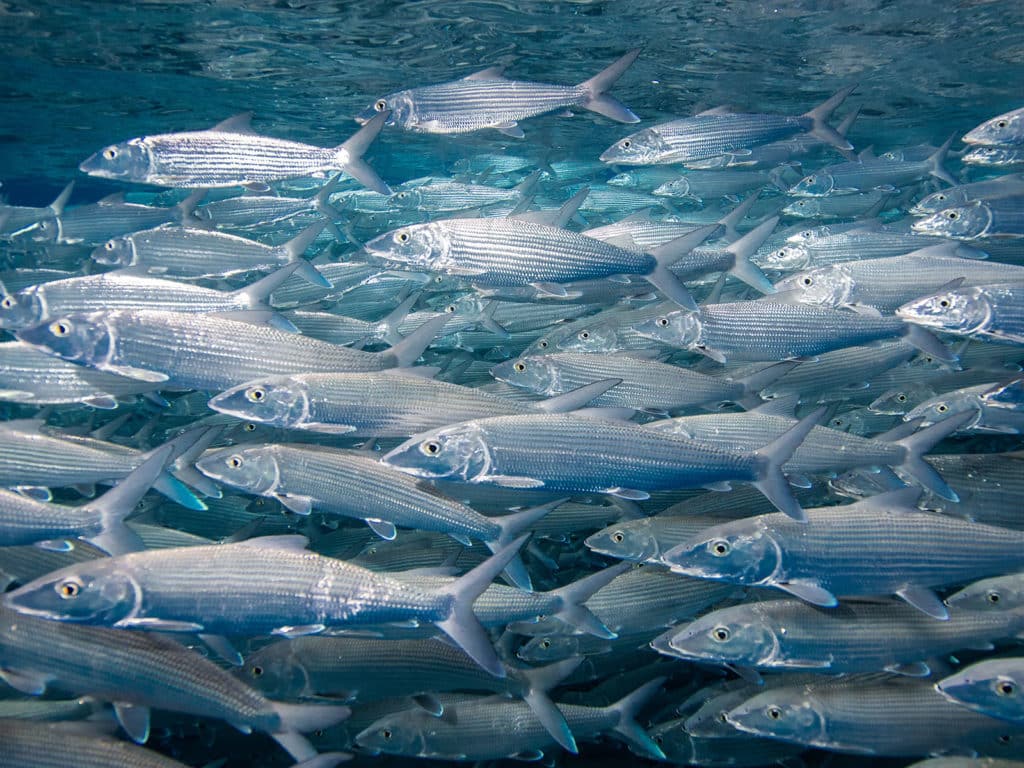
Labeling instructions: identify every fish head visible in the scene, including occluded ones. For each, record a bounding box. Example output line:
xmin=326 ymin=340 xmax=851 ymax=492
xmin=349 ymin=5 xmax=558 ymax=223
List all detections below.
xmin=355 ymin=711 xmax=428 ymax=756
xmin=762 ymin=244 xmax=810 ymax=271
xmin=554 ymin=323 xmax=619 ymax=353
xmin=868 ymin=385 xmax=932 ymax=416
xmin=516 ymin=634 xmax=580 ymax=663
xmin=904 ymin=391 xmax=979 ymax=429
xmin=664 ymin=522 xmax=780 ymax=586
xmin=726 ymin=691 xmax=827 ymax=743
xmin=896 ymin=287 xmax=991 ymax=336
xmin=241 ymin=644 xmax=315 ymax=700
xmin=964 ymin=110 xmax=1024 ymax=146
xmin=937 ymin=664 xmax=1024 ymax=719
xmin=946 ymin=575 xmax=1024 ymax=614
xmin=21 ymin=216 xmax=59 ymax=244
xmin=195 ymin=445 xmax=281 ymax=495
xmin=911 ymin=202 xmax=991 ymax=240
xmin=388 ymin=187 xmax=423 ymax=210
xmin=788 ymin=172 xmax=834 ymax=197
xmin=79 ymin=138 xmax=151 ymax=181
xmin=0 ymin=288 xmax=45 ymax=330
xmin=963 ymin=146 xmax=1023 ymax=167
xmin=607 ymin=171 xmax=639 ymax=188
xmin=208 ymin=377 xmax=311 ymax=429
xmin=910 ymin=189 xmax=961 ymax=216
xmin=600 ymin=129 xmax=668 ymax=165
xmin=3 ymin=559 xmax=139 ymax=625
xmin=653 ymin=177 xmax=691 ymax=199
xmin=774 ymin=266 xmax=852 ymax=307
xmin=92 ymin=236 xmax=136 ymax=267
xmin=382 ymin=421 xmax=491 ymax=482
xmin=585 ymin=519 xmax=660 ymax=562
xmin=15 ymin=313 xmax=114 ymax=367
xmin=781 ymin=198 xmax=822 ymax=219
xmin=363 ymin=223 xmax=449 ymax=272
xmin=633 ymin=310 xmax=701 ymax=350
xmin=667 ymin=611 xmax=780 ymax=667
xmin=356 ymin=91 xmax=413 ymax=129
xmin=489 ymin=355 xmax=557 ymax=394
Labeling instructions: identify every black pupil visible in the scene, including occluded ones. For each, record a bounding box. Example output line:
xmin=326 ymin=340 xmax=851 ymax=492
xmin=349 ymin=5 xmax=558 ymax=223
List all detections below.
xmin=252 ymin=666 xmax=263 ymax=677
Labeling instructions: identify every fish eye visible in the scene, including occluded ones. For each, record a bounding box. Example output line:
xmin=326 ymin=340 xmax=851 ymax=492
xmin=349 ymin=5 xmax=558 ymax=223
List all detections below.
xmin=656 ymin=317 xmax=669 ymax=327
xmin=611 ymin=531 xmax=625 ymax=543
xmin=621 ymin=139 xmax=631 ymax=148
xmin=434 ymin=275 xmax=443 ymax=283
xmin=938 ymin=299 xmax=950 ymax=308
xmin=766 ymin=705 xmax=782 ymax=720
xmin=995 ymin=680 xmax=1017 ymax=697
xmin=381 ymin=728 xmax=393 ymax=740
xmin=49 ymin=320 xmax=72 ymax=337
xmin=540 ymin=639 xmax=551 ymax=649
xmin=946 ymin=211 xmax=959 ymax=220
xmin=801 ymin=277 xmax=813 ymax=287
xmin=104 ymin=240 xmax=116 ymax=250
xmin=227 ymin=454 xmax=244 ymax=469
xmin=0 ymin=296 xmax=13 ymax=309
xmin=578 ymin=331 xmax=590 ymax=340
xmin=57 ymin=580 xmax=81 ymax=599
xmin=395 ymin=230 xmax=410 ymax=244
xmin=897 ymin=394 xmax=907 ymax=402
xmin=997 ymin=120 xmax=1008 ymax=128
xmin=538 ymin=340 xmax=548 ymax=349
xmin=419 ymin=440 xmax=441 ymax=456
xmin=710 ymin=539 xmax=730 ymax=557
xmin=654 ymin=734 xmax=664 ymax=745
xmin=396 ymin=191 xmax=408 ymax=199
xmin=244 ymin=423 xmax=257 ymax=432
xmin=313 ymin=729 xmax=325 ymax=738
xmin=712 ymin=625 xmax=731 ymax=642
xmin=245 ymin=387 xmax=266 ymax=403
xmin=251 ymin=665 xmax=264 ymax=678
xmin=936 ymin=404 xmax=949 ymax=413
xmin=445 ymin=305 xmax=456 ymax=313
xmin=935 ymin=194 xmax=946 ymax=202
xmin=998 ymin=734 xmax=1012 ymax=745
xmin=513 ymin=362 xmax=526 ymax=373
xmin=987 ymin=590 xmax=1001 ymax=604
xmin=102 ymin=147 xmax=118 ymax=160
xmin=375 ymin=99 xmax=388 ymax=112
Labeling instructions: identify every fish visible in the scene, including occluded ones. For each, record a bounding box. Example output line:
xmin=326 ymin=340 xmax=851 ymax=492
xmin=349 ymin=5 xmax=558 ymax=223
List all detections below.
xmin=911 ymin=173 xmax=1024 ymax=215
xmin=79 ymin=112 xmax=392 ymax=193
xmin=963 ymin=107 xmax=1024 ymax=147
xmin=938 ymin=658 xmax=1024 ymax=723
xmin=3 ymin=534 xmax=528 ymax=677
xmin=912 ymin=196 xmax=1024 ymax=240
xmin=599 ymin=86 xmax=855 ymax=165
xmin=663 ymin=484 xmax=1022 ymax=618
xmin=355 ymin=50 xmax=641 ymax=137
xmin=381 ymin=409 xmax=823 ymax=520
xmin=898 ymin=282 xmax=1024 ymax=344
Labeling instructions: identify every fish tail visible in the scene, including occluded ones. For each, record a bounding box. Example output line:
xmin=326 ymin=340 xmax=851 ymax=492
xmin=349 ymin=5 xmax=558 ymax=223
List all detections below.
xmin=382 ymin=314 xmax=450 ymax=368
xmin=725 ymin=215 xmax=778 ymax=294
xmin=751 ymin=407 xmax=827 ymax=522
xmin=892 ymin=410 xmax=975 ymax=501
xmin=645 ymin=222 xmax=722 ymax=309
xmin=802 ymin=85 xmax=857 ymax=151
xmin=435 ymin=534 xmax=530 ymax=677
xmin=487 ymin=497 xmax=567 ymax=590
xmin=334 ymin=111 xmax=392 ymax=195
xmin=578 ymin=49 xmax=642 ymax=124
xmin=519 ymin=657 xmax=584 ymax=753
xmin=551 ymin=561 xmax=631 ymax=638
xmin=270 ymin=701 xmax=351 ymax=763
xmin=82 ymin=443 xmax=175 ymax=555
xmin=717 ymin=193 xmax=760 ymax=241
xmin=929 ymin=133 xmax=959 ymax=187
xmin=604 ymin=677 xmax=667 ymax=760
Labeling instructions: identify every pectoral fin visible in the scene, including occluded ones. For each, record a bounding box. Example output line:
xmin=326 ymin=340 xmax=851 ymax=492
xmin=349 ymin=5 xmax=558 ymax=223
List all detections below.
xmin=776 ymin=580 xmax=837 ymax=607
xmin=114 ymin=702 xmax=151 ymax=744
xmin=896 ymin=585 xmax=949 ymax=620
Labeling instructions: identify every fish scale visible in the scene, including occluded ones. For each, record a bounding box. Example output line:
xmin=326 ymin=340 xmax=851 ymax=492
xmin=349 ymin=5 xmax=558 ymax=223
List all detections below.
xmin=0 ymin=720 xmax=195 ymax=768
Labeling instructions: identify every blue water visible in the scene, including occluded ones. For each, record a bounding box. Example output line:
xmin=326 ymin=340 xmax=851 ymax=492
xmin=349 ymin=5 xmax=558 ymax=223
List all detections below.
xmin=1 ymin=1 xmax=1024 ymax=766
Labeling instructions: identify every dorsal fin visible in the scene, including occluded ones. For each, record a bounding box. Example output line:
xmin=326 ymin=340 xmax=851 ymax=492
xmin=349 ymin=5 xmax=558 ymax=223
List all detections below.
xmin=211 ymin=112 xmax=257 ymax=134
xmin=464 ymin=65 xmax=507 ymax=81
xmin=98 ymin=192 xmax=126 ymax=205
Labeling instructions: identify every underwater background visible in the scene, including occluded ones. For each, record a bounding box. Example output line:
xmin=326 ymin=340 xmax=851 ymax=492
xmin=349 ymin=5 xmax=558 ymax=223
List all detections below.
xmin=0 ymin=1 xmax=1023 ymax=768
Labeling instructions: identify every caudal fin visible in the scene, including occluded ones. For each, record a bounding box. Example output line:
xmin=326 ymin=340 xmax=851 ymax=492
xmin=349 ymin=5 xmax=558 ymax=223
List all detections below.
xmin=434 ymin=535 xmax=529 ymax=677
xmin=892 ymin=410 xmax=975 ymax=500
xmin=335 ymin=111 xmax=391 ymax=195
xmin=724 ymin=216 xmax=778 ymax=294
xmin=550 ymin=561 xmax=632 ymax=638
xmin=579 ymin=49 xmax=642 ymax=124
xmin=646 ymin=222 xmax=723 ymax=309
xmin=605 ymin=677 xmax=667 ymax=760
xmin=515 ymin=656 xmax=584 ymax=753
xmin=802 ymin=86 xmax=857 ymax=151
xmin=381 ymin=314 xmax=449 ymax=368
xmin=928 ymin=133 xmax=958 ymax=187
xmin=487 ymin=497 xmax=567 ymax=590
xmin=751 ymin=407 xmax=826 ymax=521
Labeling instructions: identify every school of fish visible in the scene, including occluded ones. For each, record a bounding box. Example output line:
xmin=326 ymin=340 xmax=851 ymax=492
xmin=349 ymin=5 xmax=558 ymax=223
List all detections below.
xmin=1 ymin=37 xmax=1024 ymax=768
